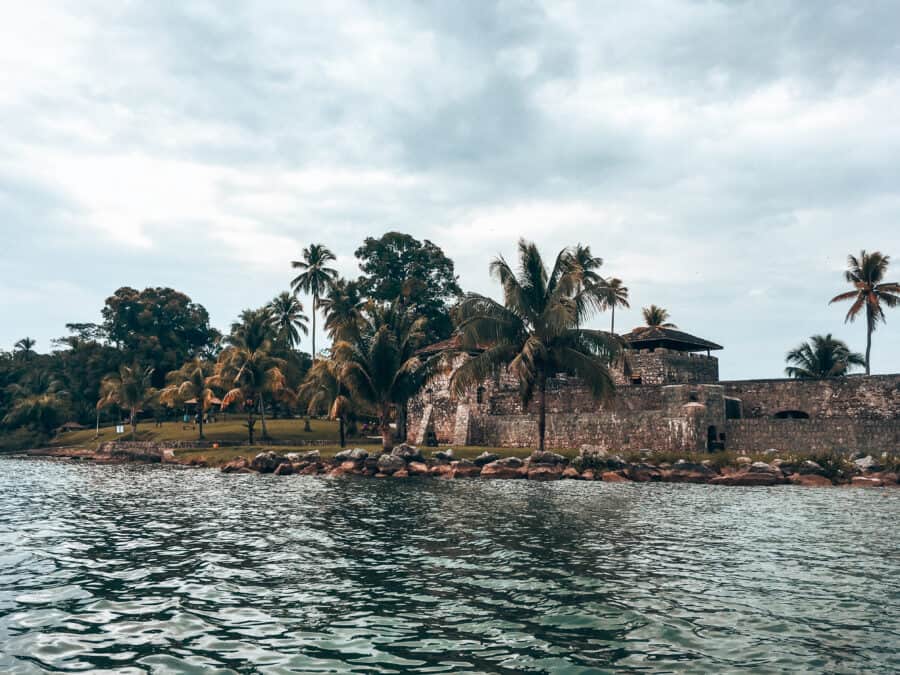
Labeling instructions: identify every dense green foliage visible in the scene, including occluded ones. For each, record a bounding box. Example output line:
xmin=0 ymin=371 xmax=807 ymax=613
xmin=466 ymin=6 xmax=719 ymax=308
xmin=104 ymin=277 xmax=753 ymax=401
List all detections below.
xmin=785 ymin=334 xmax=865 ymax=379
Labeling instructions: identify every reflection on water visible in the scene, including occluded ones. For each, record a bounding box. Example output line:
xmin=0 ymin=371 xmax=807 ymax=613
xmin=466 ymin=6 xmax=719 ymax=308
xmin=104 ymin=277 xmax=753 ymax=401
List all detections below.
xmin=0 ymin=458 xmax=897 ymax=673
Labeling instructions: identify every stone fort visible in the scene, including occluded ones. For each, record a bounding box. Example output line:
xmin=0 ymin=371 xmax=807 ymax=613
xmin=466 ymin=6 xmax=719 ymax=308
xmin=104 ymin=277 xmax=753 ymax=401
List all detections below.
xmin=407 ymin=326 xmax=900 ymax=455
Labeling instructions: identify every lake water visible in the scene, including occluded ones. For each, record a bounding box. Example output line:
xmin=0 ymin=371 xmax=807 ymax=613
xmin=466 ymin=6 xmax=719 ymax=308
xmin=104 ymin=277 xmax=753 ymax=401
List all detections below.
xmin=0 ymin=459 xmax=897 ymax=674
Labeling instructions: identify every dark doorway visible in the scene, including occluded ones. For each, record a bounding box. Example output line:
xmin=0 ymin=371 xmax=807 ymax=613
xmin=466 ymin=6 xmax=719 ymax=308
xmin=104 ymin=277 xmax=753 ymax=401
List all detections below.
xmin=773 ymin=410 xmax=809 ymax=419
xmin=707 ymin=425 xmax=724 ymax=452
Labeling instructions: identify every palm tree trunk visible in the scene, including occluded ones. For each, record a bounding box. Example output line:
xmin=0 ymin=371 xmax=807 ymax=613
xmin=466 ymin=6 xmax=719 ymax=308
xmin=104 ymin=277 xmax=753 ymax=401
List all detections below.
xmin=312 ymin=295 xmax=317 ymax=363
xmin=339 ymin=416 xmax=346 ymax=448
xmin=198 ymin=405 xmax=204 ymax=441
xmin=380 ymin=405 xmax=393 ymax=452
xmin=247 ymin=408 xmax=255 ymax=444
xmin=95 ymin=405 xmax=100 ymax=439
xmin=866 ymin=306 xmax=873 ymax=375
xmin=259 ymin=394 xmax=269 ymax=439
xmin=538 ymin=377 xmax=547 ymax=452
xmin=610 ymin=304 xmax=615 ymax=334
xmin=130 ymin=406 xmax=137 ymax=440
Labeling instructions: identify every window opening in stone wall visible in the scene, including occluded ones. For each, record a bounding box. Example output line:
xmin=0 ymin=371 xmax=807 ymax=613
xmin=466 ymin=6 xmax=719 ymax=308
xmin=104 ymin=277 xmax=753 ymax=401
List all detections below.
xmin=707 ymin=425 xmax=724 ymax=451
xmin=773 ymin=410 xmax=809 ymax=419
xmin=725 ymin=398 xmax=742 ymax=419
xmin=476 ymin=386 xmax=486 ymax=404
xmin=631 ymin=375 xmax=643 ymax=385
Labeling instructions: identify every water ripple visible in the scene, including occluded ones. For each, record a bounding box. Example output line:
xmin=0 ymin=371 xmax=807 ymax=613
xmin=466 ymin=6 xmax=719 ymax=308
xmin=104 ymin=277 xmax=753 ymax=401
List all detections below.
xmin=0 ymin=459 xmax=897 ymax=673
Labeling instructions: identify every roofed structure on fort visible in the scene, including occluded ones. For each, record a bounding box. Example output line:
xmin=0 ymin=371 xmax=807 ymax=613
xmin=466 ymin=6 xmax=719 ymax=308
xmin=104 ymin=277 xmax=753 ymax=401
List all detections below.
xmin=622 ymin=326 xmax=723 ymax=354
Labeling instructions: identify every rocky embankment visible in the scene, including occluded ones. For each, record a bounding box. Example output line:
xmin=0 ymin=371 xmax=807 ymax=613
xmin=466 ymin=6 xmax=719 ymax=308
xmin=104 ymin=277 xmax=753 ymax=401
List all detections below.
xmin=219 ymin=444 xmax=900 ymax=487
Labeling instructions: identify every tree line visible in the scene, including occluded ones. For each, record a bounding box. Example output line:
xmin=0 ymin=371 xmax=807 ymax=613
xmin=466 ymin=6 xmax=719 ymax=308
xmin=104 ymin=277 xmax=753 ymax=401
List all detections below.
xmin=1 ymin=234 xmax=897 ymax=452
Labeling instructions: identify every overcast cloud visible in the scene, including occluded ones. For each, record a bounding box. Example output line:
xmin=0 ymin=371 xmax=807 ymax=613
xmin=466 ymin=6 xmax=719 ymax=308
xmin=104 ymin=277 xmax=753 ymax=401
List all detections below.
xmin=1 ymin=1 xmax=899 ymax=379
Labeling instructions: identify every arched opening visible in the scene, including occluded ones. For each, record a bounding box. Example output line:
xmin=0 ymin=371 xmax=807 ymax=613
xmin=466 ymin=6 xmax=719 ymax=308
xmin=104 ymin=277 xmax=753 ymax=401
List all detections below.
xmin=773 ymin=410 xmax=809 ymax=419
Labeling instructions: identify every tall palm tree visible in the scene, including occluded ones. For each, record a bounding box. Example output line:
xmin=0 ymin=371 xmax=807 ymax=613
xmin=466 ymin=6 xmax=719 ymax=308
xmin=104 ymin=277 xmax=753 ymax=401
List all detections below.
xmin=642 ymin=305 xmax=677 ymax=328
xmin=829 ymin=250 xmax=900 ymax=375
xmin=159 ymin=358 xmax=216 ymax=440
xmin=333 ymin=300 xmax=432 ymax=451
xmin=13 ymin=337 xmax=36 ymax=360
xmin=298 ymin=359 xmax=353 ymax=448
xmin=3 ymin=373 xmax=70 ymax=435
xmin=785 ymin=334 xmax=865 ymax=379
xmin=291 ymin=244 xmax=338 ymax=362
xmin=450 ymin=240 xmax=621 ymax=451
xmin=599 ymin=278 xmax=630 ymax=333
xmin=98 ymin=364 xmax=157 ymax=440
xmin=319 ymin=277 xmax=365 ymax=342
xmin=267 ymin=292 xmax=309 ymax=351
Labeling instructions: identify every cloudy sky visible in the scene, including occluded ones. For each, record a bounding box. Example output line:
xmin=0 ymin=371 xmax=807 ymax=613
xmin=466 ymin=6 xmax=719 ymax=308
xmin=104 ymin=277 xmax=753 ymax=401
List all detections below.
xmin=2 ymin=1 xmax=899 ymax=379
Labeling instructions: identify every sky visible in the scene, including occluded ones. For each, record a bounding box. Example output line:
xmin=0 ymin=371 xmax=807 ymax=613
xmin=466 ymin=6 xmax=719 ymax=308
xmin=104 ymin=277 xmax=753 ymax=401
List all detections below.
xmin=1 ymin=1 xmax=899 ymax=380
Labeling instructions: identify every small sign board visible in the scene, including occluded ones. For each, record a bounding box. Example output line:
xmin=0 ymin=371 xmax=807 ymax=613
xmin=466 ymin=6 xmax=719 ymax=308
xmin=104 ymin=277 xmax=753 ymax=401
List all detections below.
xmin=116 ymin=425 xmax=125 ymax=434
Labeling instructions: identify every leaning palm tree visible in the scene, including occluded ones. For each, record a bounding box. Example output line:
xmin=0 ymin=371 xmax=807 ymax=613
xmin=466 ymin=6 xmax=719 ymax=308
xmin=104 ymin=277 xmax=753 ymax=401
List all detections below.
xmin=98 ymin=364 xmax=157 ymax=440
xmin=642 ymin=305 xmax=677 ymax=328
xmin=599 ymin=278 xmax=630 ymax=333
xmin=291 ymin=244 xmax=338 ymax=362
xmin=829 ymin=250 xmax=900 ymax=375
xmin=785 ymin=334 xmax=865 ymax=379
xmin=450 ymin=240 xmax=621 ymax=452
xmin=333 ymin=301 xmax=432 ymax=451
xmin=267 ymin=291 xmax=309 ymax=351
xmin=298 ymin=359 xmax=353 ymax=448
xmin=159 ymin=358 xmax=216 ymax=440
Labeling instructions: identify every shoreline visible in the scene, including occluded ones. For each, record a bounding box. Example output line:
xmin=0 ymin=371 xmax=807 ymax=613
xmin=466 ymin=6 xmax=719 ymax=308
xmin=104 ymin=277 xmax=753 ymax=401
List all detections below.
xmin=22 ymin=442 xmax=900 ymax=488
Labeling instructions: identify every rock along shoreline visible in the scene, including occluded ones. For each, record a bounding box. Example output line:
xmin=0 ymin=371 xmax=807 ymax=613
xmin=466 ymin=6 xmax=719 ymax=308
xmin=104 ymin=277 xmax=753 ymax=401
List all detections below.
xmin=24 ymin=442 xmax=899 ymax=488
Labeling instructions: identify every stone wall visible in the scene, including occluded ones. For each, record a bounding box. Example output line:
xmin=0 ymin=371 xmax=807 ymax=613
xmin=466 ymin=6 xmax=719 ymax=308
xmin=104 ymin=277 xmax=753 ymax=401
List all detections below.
xmin=618 ymin=348 xmax=719 ymax=385
xmin=726 ymin=419 xmax=900 ymax=454
xmin=722 ymin=375 xmax=900 ymax=420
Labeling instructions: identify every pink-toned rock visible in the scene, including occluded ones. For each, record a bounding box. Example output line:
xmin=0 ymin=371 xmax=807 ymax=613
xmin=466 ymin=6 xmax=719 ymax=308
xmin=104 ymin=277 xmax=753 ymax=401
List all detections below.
xmin=430 ymin=464 xmax=454 ymax=478
xmin=393 ymin=469 xmax=409 ymax=478
xmin=407 ymin=461 xmax=430 ymax=476
xmin=374 ymin=472 xmax=388 ymax=478
xmin=850 ymin=476 xmax=884 ymax=487
xmin=452 ymin=461 xmax=482 ymax=478
xmin=300 ymin=463 xmax=321 ymax=475
xmin=481 ymin=459 xmax=526 ymax=479
xmin=872 ymin=471 xmax=899 ymax=485
xmin=339 ymin=460 xmax=360 ymax=472
xmin=710 ymin=472 xmax=781 ymax=486
xmin=789 ymin=473 xmax=833 ymax=487
xmin=221 ymin=456 xmax=256 ymax=474
xmin=601 ymin=471 xmax=629 ymax=483
xmin=273 ymin=462 xmax=294 ymax=476
xmin=581 ymin=469 xmax=596 ymax=481
xmin=327 ymin=466 xmax=347 ymax=477
xmin=562 ymin=467 xmax=581 ymax=479
xmin=527 ymin=465 xmax=563 ymax=481
xmin=625 ymin=464 xmax=662 ymax=482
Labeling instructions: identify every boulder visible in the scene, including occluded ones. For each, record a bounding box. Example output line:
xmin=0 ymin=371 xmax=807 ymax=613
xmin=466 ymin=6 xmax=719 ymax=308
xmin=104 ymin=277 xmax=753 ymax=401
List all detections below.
xmin=665 ymin=460 xmax=717 ymax=483
xmin=295 ymin=449 xmax=321 ymax=463
xmin=789 ymin=473 xmax=833 ymax=487
xmin=363 ymin=456 xmax=381 ymax=475
xmin=579 ymin=444 xmax=608 ymax=458
xmin=299 ymin=463 xmax=321 ymax=475
xmin=601 ymin=471 xmax=629 ymax=483
xmin=393 ymin=469 xmax=409 ymax=478
xmin=473 ymin=451 xmax=501 ymax=467
xmin=873 ymin=471 xmax=899 ymax=486
xmin=748 ymin=461 xmax=781 ymax=475
xmin=798 ymin=460 xmax=826 ymax=475
xmin=625 ymin=463 xmax=662 ymax=482
xmin=221 ymin=456 xmax=255 ymax=474
xmin=581 ymin=469 xmax=597 ymax=481
xmin=529 ymin=450 xmax=567 ymax=466
xmin=334 ymin=448 xmax=369 ymax=463
xmin=250 ymin=451 xmax=286 ymax=473
xmin=407 ymin=461 xmax=430 ymax=476
xmin=853 ymin=455 xmax=883 ymax=474
xmin=850 ymin=476 xmax=884 ymax=487
xmin=430 ymin=463 xmax=454 ymax=478
xmin=562 ymin=467 xmax=581 ymax=479
xmin=481 ymin=458 xmax=526 ymax=479
xmin=391 ymin=443 xmax=424 ymax=462
xmin=376 ymin=454 xmax=407 ymax=475
xmin=273 ymin=462 xmax=294 ymax=476
xmin=433 ymin=448 xmax=455 ymax=462
xmin=605 ymin=455 xmax=627 ymax=471
xmin=736 ymin=456 xmax=752 ymax=466
xmin=527 ymin=464 xmax=564 ymax=481
xmin=452 ymin=460 xmax=482 ymax=478
xmin=710 ymin=472 xmax=781 ymax=486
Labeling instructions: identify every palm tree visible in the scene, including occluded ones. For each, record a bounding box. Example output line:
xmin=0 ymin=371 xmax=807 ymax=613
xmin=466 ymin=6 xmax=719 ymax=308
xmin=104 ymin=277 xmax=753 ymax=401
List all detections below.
xmin=333 ymin=300 xmax=432 ymax=451
xmin=319 ymin=277 xmax=365 ymax=342
xmin=642 ymin=305 xmax=677 ymax=328
xmin=159 ymin=358 xmax=216 ymax=440
xmin=3 ymin=373 xmax=70 ymax=435
xmin=450 ymin=240 xmax=621 ymax=451
xmin=267 ymin=292 xmax=309 ymax=351
xmin=213 ymin=319 xmax=287 ymax=444
xmin=785 ymin=334 xmax=865 ymax=379
xmin=829 ymin=250 xmax=900 ymax=375
xmin=599 ymin=278 xmax=630 ymax=333
xmin=98 ymin=364 xmax=157 ymax=440
xmin=290 ymin=244 xmax=338 ymax=362
xmin=13 ymin=337 xmax=36 ymax=360
xmin=298 ymin=359 xmax=353 ymax=448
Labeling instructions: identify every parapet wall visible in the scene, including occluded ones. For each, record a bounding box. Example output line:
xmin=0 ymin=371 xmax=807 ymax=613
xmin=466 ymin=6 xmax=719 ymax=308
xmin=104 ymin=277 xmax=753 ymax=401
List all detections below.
xmin=722 ymin=375 xmax=900 ymax=420
xmin=726 ymin=419 xmax=900 ymax=454
xmin=620 ymin=348 xmax=719 ymax=385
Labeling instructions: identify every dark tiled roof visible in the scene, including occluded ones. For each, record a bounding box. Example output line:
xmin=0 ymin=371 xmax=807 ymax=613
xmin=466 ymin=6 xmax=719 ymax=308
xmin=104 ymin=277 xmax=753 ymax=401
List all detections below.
xmin=623 ymin=326 xmax=723 ymax=352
